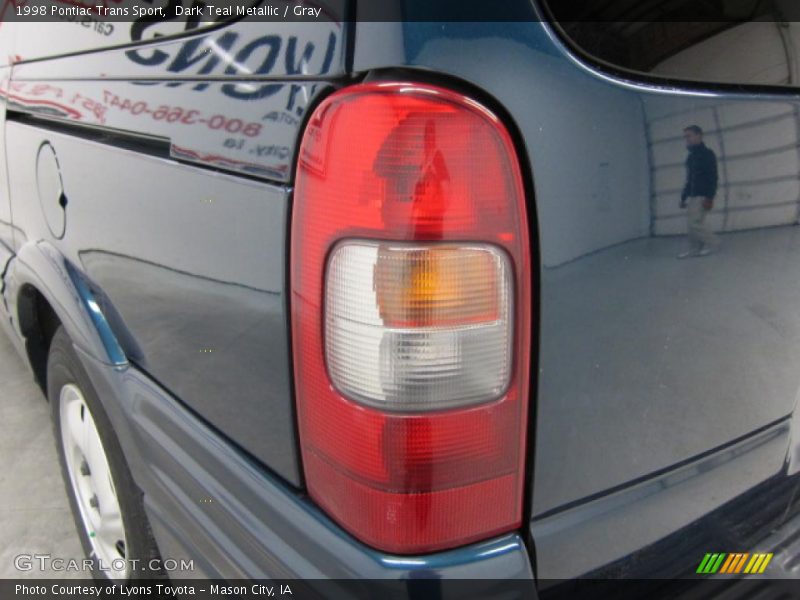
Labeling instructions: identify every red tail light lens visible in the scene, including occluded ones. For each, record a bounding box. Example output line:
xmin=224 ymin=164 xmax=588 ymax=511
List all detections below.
xmin=291 ymin=82 xmax=531 ymax=554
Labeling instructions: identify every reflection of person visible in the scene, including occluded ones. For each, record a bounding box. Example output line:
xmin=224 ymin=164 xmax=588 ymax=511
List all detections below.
xmin=678 ymin=125 xmax=719 ymax=259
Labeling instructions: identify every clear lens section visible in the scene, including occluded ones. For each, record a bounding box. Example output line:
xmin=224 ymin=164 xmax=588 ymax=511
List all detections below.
xmin=325 ymin=241 xmax=512 ymax=411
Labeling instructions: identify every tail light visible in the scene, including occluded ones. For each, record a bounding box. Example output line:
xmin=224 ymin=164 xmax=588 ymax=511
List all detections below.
xmin=291 ymin=82 xmax=531 ymax=554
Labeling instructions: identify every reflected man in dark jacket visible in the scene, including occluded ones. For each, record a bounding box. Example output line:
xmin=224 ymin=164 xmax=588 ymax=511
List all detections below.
xmin=678 ymin=125 xmax=719 ymax=258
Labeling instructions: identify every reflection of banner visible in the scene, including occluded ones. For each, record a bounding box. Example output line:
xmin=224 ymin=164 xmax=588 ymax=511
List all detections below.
xmin=2 ymin=1 xmax=343 ymax=65
xmin=3 ymin=15 xmax=343 ymax=180
xmin=8 ymin=21 xmax=341 ymax=78
xmin=4 ymin=78 xmax=325 ymax=180
xmin=2 ymin=0 xmax=231 ymax=50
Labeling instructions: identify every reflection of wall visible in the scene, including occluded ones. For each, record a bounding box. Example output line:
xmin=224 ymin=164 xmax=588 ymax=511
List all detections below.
xmin=645 ymin=98 xmax=800 ymax=236
xmin=0 ymin=69 xmax=11 ymax=268
xmin=6 ymin=20 xmax=193 ymax=62
xmin=646 ymin=20 xmax=800 ymax=235
xmin=504 ymin=56 xmax=650 ymax=267
xmin=405 ymin=29 xmax=653 ymax=267
xmin=410 ymin=36 xmax=653 ymax=268
xmin=0 ymin=23 xmax=16 ymax=67
xmin=652 ymin=21 xmax=794 ymax=85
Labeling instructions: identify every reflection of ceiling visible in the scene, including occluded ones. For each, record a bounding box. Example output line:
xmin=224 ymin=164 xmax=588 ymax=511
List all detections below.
xmin=547 ymin=0 xmax=784 ymax=71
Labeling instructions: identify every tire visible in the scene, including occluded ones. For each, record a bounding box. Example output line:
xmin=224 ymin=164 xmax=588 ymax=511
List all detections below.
xmin=47 ymin=326 xmax=164 ymax=581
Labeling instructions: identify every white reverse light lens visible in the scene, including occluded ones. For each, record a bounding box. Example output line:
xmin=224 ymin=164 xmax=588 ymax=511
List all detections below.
xmin=325 ymin=241 xmax=513 ymax=411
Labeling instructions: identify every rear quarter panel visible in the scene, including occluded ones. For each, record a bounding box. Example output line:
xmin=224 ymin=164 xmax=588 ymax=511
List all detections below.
xmin=353 ymin=16 xmax=800 ymax=578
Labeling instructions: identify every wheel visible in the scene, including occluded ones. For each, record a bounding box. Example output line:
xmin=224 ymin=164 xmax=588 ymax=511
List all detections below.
xmin=47 ymin=326 xmax=164 ymax=580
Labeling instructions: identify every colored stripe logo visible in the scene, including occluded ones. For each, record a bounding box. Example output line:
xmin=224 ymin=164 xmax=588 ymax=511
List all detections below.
xmin=696 ymin=552 xmax=773 ymax=574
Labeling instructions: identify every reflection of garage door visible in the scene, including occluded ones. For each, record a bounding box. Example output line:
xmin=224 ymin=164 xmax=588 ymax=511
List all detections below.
xmin=646 ymin=101 xmax=800 ymax=236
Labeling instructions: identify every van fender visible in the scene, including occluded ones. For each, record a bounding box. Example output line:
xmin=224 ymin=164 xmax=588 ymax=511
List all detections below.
xmin=5 ymin=240 xmax=127 ymax=368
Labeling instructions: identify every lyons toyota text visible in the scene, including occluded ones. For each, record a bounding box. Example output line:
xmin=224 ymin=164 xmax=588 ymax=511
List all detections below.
xmin=15 ymin=584 xmax=294 ymax=596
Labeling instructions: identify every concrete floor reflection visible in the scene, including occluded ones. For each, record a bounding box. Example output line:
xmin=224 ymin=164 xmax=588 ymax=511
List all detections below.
xmin=536 ymin=225 xmax=800 ymax=514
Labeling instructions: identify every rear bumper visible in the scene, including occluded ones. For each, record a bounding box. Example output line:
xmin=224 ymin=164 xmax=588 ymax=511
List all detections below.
xmin=531 ymin=420 xmax=794 ymax=581
xmin=717 ymin=509 xmax=800 ymax=579
xmin=74 ymin=347 xmax=536 ymax=587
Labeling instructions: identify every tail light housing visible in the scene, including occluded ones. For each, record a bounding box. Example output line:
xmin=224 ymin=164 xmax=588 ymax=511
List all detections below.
xmin=291 ymin=82 xmax=531 ymax=554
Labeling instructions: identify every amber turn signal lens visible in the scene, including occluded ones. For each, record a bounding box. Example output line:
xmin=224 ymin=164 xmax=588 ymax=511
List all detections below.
xmin=374 ymin=245 xmax=502 ymax=328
